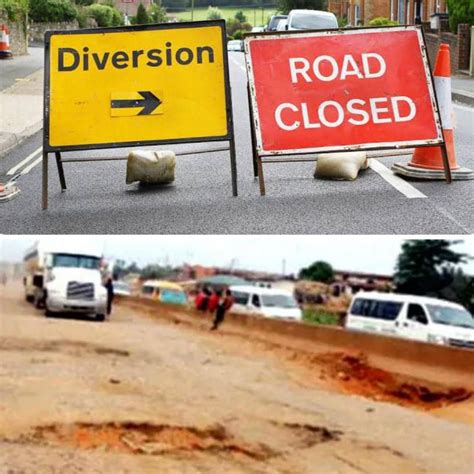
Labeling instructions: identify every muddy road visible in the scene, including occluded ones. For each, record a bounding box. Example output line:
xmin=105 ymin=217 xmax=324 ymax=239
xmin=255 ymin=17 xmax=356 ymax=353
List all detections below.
xmin=1 ymin=281 xmax=473 ymax=473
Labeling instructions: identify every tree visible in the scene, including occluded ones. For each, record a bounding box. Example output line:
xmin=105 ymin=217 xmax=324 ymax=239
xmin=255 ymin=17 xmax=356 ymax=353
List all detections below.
xmin=226 ymin=17 xmax=252 ymax=36
xmin=29 ymin=0 xmax=78 ymax=22
xmin=394 ymin=240 xmax=469 ymax=297
xmin=447 ymin=0 xmax=474 ymax=33
xmin=73 ymin=0 xmax=94 ymax=6
xmin=136 ymin=2 xmax=150 ymax=24
xmin=87 ymin=3 xmax=123 ymax=26
xmin=439 ymin=268 xmax=474 ymax=314
xmin=234 ymin=10 xmax=247 ymax=23
xmin=278 ymin=0 xmax=327 ymax=15
xmin=149 ymin=3 xmax=167 ymax=23
xmin=206 ymin=6 xmax=222 ymax=20
xmin=141 ymin=264 xmax=174 ymax=280
xmin=299 ymin=261 xmax=334 ymax=283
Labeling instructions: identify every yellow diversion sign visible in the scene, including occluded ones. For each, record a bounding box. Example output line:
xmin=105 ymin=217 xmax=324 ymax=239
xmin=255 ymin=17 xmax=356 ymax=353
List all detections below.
xmin=44 ymin=21 xmax=231 ymax=150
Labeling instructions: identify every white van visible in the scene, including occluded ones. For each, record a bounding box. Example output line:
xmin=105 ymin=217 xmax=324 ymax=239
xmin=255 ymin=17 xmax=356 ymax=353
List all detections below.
xmin=229 ymin=285 xmax=302 ymax=321
xmin=286 ymin=10 xmax=338 ymax=31
xmin=346 ymin=292 xmax=474 ymax=349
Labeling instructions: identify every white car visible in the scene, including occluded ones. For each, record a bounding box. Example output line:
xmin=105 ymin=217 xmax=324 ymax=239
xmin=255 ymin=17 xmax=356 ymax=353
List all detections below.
xmin=227 ymin=40 xmax=244 ymax=52
xmin=346 ymin=292 xmax=474 ymax=349
xmin=113 ymin=281 xmax=131 ymax=297
xmin=229 ymin=285 xmax=302 ymax=320
xmin=286 ymin=9 xmax=338 ymax=30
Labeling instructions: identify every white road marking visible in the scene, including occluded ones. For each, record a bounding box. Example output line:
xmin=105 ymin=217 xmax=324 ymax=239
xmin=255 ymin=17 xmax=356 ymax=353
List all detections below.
xmin=369 ymin=159 xmax=427 ymax=199
xmin=453 ymin=103 xmax=474 ymax=113
xmin=20 ymin=155 xmax=42 ymax=175
xmin=7 ymin=146 xmax=42 ymax=175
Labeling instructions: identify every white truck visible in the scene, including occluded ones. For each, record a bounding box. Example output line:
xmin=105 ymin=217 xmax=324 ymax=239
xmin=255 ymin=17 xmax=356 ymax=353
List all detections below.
xmin=24 ymin=240 xmax=108 ymax=321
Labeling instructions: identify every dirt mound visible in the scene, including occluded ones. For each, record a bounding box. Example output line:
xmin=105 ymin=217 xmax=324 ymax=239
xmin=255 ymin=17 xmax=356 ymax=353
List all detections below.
xmin=318 ymin=352 xmax=471 ymax=409
xmin=18 ymin=422 xmax=274 ymax=460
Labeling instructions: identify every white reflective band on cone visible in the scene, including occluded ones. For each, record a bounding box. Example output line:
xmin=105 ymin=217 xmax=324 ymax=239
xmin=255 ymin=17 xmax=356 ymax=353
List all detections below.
xmin=434 ymin=76 xmax=453 ymax=130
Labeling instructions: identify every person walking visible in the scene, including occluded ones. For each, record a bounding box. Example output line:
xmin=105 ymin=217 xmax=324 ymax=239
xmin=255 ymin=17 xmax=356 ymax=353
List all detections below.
xmin=211 ymin=289 xmax=234 ymax=331
xmin=207 ymin=288 xmax=220 ymax=313
xmin=104 ymin=276 xmax=114 ymax=317
xmin=197 ymin=287 xmax=211 ymax=312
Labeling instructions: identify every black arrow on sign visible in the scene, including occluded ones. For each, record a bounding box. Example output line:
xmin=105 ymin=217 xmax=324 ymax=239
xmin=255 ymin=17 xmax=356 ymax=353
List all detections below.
xmin=111 ymin=91 xmax=162 ymax=116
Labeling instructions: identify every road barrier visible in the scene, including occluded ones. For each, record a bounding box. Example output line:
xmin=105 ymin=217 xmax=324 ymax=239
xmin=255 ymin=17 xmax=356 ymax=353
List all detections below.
xmin=41 ymin=20 xmax=237 ymax=209
xmin=244 ymin=26 xmax=452 ymax=194
xmin=122 ymin=296 xmax=474 ymax=390
xmin=0 ymin=24 xmax=13 ymax=59
xmin=393 ymin=43 xmax=474 ymax=180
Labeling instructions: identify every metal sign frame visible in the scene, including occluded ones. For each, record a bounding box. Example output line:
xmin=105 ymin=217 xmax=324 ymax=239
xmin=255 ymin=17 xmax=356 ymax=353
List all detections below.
xmin=42 ymin=20 xmax=237 ymax=209
xmin=244 ymin=25 xmax=451 ymax=195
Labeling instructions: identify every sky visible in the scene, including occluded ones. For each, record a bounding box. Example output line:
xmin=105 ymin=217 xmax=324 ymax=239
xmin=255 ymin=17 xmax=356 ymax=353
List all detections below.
xmin=1 ymin=235 xmax=473 ymax=276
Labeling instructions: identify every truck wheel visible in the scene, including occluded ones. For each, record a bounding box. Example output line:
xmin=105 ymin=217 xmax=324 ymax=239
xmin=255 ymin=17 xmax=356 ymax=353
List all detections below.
xmin=96 ymin=314 xmax=105 ymax=322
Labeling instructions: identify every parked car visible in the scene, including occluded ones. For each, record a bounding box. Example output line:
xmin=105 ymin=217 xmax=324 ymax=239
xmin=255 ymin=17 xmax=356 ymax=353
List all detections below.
xmin=276 ymin=19 xmax=288 ymax=31
xmin=286 ymin=9 xmax=338 ymax=30
xmin=113 ymin=281 xmax=131 ymax=297
xmin=227 ymin=40 xmax=244 ymax=52
xmin=345 ymin=292 xmax=474 ymax=349
xmin=141 ymin=280 xmax=187 ymax=305
xmin=229 ymin=285 xmax=302 ymax=321
xmin=266 ymin=14 xmax=288 ymax=31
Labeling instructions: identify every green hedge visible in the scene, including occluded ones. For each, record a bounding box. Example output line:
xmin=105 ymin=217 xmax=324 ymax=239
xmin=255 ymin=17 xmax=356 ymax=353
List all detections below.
xmin=86 ymin=3 xmax=123 ymax=27
xmin=303 ymin=308 xmax=341 ymax=326
xmin=29 ymin=0 xmax=77 ymax=23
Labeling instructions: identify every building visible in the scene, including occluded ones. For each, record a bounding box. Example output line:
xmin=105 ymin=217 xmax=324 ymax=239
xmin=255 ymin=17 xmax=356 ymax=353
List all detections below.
xmin=108 ymin=0 xmax=153 ymax=17
xmin=390 ymin=0 xmax=448 ymax=25
xmin=337 ymin=0 xmax=448 ymax=26
xmin=333 ymin=270 xmax=393 ymax=295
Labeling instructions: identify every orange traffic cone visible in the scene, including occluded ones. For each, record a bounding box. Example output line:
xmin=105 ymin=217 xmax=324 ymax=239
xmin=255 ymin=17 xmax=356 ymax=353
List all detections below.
xmin=0 ymin=181 xmax=21 ymax=202
xmin=0 ymin=24 xmax=13 ymax=59
xmin=392 ymin=44 xmax=473 ymax=180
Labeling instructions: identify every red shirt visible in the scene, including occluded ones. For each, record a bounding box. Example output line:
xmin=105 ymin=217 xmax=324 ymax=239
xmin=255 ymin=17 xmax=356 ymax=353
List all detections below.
xmin=223 ymin=295 xmax=234 ymax=311
xmin=195 ymin=292 xmax=204 ymax=310
xmin=208 ymin=293 xmax=220 ymax=312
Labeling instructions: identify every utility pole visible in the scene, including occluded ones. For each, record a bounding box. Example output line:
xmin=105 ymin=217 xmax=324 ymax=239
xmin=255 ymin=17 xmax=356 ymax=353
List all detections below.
xmin=191 ymin=0 xmax=195 ymax=21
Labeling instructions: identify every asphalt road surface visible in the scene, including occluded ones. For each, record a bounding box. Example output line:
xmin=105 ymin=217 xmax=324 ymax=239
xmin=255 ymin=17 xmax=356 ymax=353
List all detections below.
xmin=0 ymin=44 xmax=44 ymax=91
xmin=2 ymin=281 xmax=473 ymax=473
xmin=1 ymin=52 xmax=473 ymax=234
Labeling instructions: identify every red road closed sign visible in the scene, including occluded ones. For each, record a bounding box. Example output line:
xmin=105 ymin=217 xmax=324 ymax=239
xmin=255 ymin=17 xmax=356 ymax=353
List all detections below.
xmin=245 ymin=27 xmax=443 ymax=156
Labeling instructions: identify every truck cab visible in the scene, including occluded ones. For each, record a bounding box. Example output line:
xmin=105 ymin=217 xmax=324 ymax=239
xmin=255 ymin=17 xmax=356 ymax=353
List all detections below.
xmin=24 ymin=241 xmax=108 ymax=321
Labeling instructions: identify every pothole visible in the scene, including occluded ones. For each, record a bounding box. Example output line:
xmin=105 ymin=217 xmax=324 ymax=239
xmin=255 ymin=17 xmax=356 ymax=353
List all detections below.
xmin=274 ymin=422 xmax=343 ymax=448
xmin=0 ymin=338 xmax=130 ymax=358
xmin=13 ymin=422 xmax=275 ymax=460
xmin=318 ymin=352 xmax=471 ymax=409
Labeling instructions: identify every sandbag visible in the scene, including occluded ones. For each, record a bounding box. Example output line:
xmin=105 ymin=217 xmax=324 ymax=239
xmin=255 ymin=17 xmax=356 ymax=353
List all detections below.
xmin=314 ymin=152 xmax=369 ymax=181
xmin=126 ymin=150 xmax=176 ymax=185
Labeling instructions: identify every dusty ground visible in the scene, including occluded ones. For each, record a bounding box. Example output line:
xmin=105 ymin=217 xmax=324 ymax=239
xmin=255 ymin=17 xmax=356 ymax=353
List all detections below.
xmin=1 ymin=281 xmax=473 ymax=473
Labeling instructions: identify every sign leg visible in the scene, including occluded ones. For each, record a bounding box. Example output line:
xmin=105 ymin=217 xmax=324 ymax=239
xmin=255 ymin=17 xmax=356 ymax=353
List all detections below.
xmin=257 ymin=157 xmax=265 ymax=196
xmin=247 ymin=84 xmax=258 ymax=178
xmin=42 ymin=151 xmax=48 ymax=210
xmin=229 ymin=138 xmax=238 ymax=197
xmin=55 ymin=151 xmax=67 ymax=191
xmin=440 ymin=140 xmax=452 ymax=184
